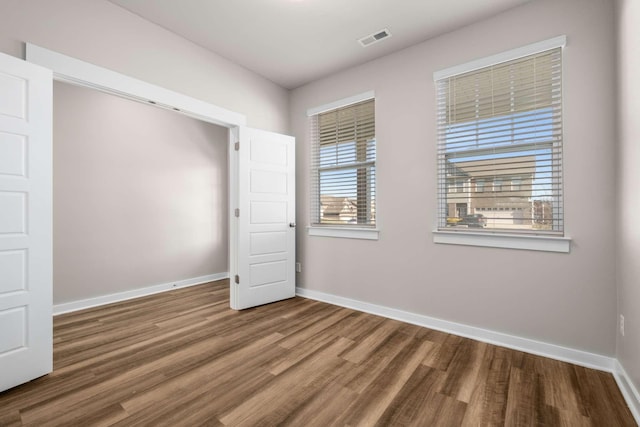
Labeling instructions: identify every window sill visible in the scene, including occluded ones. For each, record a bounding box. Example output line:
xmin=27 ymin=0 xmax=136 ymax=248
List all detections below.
xmin=432 ymin=230 xmax=571 ymax=253
xmin=307 ymin=226 xmax=379 ymax=240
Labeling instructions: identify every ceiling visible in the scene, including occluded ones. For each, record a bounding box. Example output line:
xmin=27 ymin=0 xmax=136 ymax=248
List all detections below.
xmin=108 ymin=0 xmax=533 ymax=89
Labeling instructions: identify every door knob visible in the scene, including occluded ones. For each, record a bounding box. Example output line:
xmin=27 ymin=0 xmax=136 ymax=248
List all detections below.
xmin=289 ymin=223 xmax=296 ymax=228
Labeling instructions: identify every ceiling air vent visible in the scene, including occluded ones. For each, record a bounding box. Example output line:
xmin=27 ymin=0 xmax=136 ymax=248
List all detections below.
xmin=358 ymin=28 xmax=392 ymax=47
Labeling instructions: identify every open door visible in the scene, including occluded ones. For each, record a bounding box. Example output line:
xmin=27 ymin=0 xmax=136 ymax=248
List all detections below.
xmin=229 ymin=126 xmax=295 ymax=310
xmin=0 ymin=52 xmax=53 ymax=391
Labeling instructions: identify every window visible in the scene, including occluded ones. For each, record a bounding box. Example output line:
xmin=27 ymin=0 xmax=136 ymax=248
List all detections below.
xmin=435 ymin=38 xmax=564 ymax=237
xmin=449 ymin=179 xmax=464 ymax=193
xmin=309 ymin=97 xmax=376 ymax=228
xmin=493 ymin=178 xmax=503 ymax=193
xmin=511 ymin=178 xmax=522 ymax=192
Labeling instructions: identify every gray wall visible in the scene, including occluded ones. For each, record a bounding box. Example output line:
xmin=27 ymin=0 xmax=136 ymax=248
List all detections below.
xmin=0 ymin=0 xmax=289 ymax=134
xmin=291 ymin=0 xmax=617 ymax=355
xmin=53 ymin=82 xmax=228 ymax=304
xmin=616 ymin=0 xmax=640 ymax=399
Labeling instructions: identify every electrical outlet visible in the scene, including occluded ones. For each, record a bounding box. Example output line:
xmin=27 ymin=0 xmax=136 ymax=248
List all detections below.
xmin=295 ymin=262 xmax=302 ymax=273
xmin=620 ymin=314 xmax=625 ymax=336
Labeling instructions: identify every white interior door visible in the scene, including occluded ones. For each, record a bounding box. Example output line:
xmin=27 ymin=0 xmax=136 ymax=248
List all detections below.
xmin=0 ymin=52 xmax=52 ymax=392
xmin=229 ymin=126 xmax=295 ymax=310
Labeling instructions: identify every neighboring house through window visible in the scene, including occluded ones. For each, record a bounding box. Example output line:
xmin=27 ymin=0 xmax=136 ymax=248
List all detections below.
xmin=435 ymin=37 xmax=565 ymax=236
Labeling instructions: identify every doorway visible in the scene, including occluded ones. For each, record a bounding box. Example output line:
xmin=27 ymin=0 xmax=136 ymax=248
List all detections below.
xmin=27 ymin=43 xmax=296 ymax=313
xmin=1 ymin=44 xmax=297 ymax=393
xmin=52 ymin=81 xmax=230 ymax=306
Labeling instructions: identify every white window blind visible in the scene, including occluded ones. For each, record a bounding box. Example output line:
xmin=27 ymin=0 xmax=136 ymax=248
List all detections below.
xmin=310 ymin=98 xmax=376 ymax=226
xmin=436 ymin=46 xmax=563 ymax=235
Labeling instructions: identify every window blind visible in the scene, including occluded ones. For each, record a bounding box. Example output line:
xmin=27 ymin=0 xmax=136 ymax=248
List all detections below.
xmin=310 ymin=99 xmax=376 ymax=226
xmin=436 ymin=47 xmax=563 ymax=234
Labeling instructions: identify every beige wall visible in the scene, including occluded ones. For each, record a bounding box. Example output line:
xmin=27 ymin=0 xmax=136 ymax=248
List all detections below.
xmin=0 ymin=0 xmax=289 ymax=134
xmin=0 ymin=0 xmax=627 ymax=363
xmin=53 ymin=82 xmax=228 ymax=304
xmin=291 ymin=0 xmax=617 ymax=355
xmin=616 ymin=0 xmax=640 ymax=398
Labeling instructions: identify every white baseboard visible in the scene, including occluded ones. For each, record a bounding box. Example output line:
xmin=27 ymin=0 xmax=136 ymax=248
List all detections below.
xmin=296 ymin=287 xmax=640 ymax=424
xmin=295 ymin=287 xmax=615 ymax=372
xmin=53 ymin=272 xmax=229 ymax=315
xmin=613 ymin=360 xmax=640 ymax=424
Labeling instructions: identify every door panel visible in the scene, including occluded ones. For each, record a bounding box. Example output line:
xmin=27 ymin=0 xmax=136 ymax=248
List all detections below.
xmin=0 ymin=52 xmax=52 ymax=392
xmin=250 ymin=201 xmax=288 ymax=224
xmin=230 ymin=126 xmax=295 ymax=310
xmin=250 ymin=231 xmax=287 ymax=255
xmin=250 ymin=260 xmax=287 ymax=287
xmin=0 ymin=132 xmax=28 ymax=175
xmin=0 ymin=308 xmax=26 ymax=353
xmin=250 ymin=170 xmax=287 ymax=194
xmin=0 ymin=249 xmax=27 ymax=293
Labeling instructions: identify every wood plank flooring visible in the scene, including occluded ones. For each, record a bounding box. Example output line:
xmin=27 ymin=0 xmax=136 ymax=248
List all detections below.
xmin=0 ymin=280 xmax=635 ymax=426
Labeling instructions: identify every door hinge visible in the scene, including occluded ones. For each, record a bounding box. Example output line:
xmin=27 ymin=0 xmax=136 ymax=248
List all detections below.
xmin=234 ymin=141 xmax=239 ymax=151
xmin=234 ymin=274 xmax=240 ymax=284
xmin=234 ymin=208 xmax=240 ymax=217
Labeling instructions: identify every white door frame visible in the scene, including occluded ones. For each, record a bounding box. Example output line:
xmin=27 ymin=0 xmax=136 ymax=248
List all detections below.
xmin=26 ymin=44 xmax=246 ymax=129
xmin=25 ymin=43 xmax=249 ymax=305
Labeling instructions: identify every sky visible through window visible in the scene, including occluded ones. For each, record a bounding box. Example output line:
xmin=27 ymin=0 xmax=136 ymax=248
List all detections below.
xmin=445 ymin=108 xmax=555 ymax=198
xmin=319 ymin=140 xmax=376 ymax=198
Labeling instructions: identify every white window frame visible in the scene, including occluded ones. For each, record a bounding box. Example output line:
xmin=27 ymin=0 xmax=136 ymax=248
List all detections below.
xmin=307 ymin=91 xmax=379 ymax=240
xmin=432 ymin=36 xmax=570 ymax=253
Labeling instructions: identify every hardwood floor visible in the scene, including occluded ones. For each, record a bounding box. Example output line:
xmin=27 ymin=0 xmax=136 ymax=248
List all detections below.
xmin=0 ymin=280 xmax=635 ymax=426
